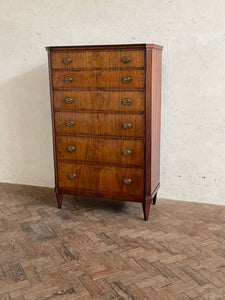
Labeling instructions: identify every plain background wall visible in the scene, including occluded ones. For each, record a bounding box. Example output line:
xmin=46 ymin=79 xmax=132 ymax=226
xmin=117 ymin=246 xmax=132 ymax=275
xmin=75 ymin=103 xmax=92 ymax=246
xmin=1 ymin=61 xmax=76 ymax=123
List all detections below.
xmin=0 ymin=0 xmax=225 ymax=204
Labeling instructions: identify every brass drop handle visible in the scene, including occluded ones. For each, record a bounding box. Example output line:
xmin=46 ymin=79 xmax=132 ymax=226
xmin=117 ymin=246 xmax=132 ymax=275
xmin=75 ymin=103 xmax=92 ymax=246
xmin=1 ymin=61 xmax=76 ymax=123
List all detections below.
xmin=63 ymin=57 xmax=72 ymax=64
xmin=122 ymin=98 xmax=132 ymax=105
xmin=68 ymin=173 xmax=76 ymax=179
xmin=123 ymin=122 xmax=132 ymax=129
xmin=67 ymin=146 xmax=76 ymax=152
xmin=122 ymin=76 xmax=132 ymax=83
xmin=123 ymin=178 xmax=132 ymax=185
xmin=122 ymin=149 xmax=132 ymax=156
xmin=64 ymin=77 xmax=72 ymax=83
xmin=65 ymin=120 xmax=74 ymax=127
xmin=65 ymin=97 xmax=74 ymax=104
xmin=121 ymin=56 xmax=131 ymax=63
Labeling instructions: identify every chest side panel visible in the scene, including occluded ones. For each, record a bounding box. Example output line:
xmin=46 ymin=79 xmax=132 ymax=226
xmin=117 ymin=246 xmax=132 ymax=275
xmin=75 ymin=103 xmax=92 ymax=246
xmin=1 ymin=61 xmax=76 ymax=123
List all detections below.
xmin=145 ymin=48 xmax=162 ymax=197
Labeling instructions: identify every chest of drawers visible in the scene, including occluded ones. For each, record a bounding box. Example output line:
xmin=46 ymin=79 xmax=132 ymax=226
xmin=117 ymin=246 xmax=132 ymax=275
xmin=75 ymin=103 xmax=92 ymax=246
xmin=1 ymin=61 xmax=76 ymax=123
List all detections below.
xmin=46 ymin=44 xmax=163 ymax=221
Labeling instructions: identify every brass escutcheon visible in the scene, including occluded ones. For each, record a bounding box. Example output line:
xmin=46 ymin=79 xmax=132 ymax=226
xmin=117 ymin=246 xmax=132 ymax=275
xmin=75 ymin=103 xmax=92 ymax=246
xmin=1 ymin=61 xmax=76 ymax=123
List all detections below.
xmin=64 ymin=77 xmax=72 ymax=83
xmin=122 ymin=149 xmax=132 ymax=156
xmin=122 ymin=98 xmax=132 ymax=105
xmin=122 ymin=122 xmax=132 ymax=129
xmin=121 ymin=56 xmax=131 ymax=63
xmin=68 ymin=173 xmax=76 ymax=179
xmin=123 ymin=178 xmax=132 ymax=184
xmin=122 ymin=76 xmax=132 ymax=83
xmin=63 ymin=57 xmax=72 ymax=64
xmin=65 ymin=120 xmax=74 ymax=127
xmin=64 ymin=97 xmax=74 ymax=104
xmin=67 ymin=146 xmax=76 ymax=152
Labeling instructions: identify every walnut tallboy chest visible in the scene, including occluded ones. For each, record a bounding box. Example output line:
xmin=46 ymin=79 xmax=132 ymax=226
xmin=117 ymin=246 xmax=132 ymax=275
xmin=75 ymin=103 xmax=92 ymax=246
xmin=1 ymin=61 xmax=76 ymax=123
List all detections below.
xmin=46 ymin=44 xmax=163 ymax=221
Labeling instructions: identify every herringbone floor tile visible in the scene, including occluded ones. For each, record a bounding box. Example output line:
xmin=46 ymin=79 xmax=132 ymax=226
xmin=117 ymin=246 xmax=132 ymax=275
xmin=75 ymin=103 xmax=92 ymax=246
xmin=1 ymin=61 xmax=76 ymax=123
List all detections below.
xmin=0 ymin=183 xmax=225 ymax=299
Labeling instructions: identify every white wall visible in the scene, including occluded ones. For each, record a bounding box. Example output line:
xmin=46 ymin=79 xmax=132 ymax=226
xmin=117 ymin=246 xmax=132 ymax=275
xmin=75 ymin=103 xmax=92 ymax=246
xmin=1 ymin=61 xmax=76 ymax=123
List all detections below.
xmin=0 ymin=0 xmax=225 ymax=204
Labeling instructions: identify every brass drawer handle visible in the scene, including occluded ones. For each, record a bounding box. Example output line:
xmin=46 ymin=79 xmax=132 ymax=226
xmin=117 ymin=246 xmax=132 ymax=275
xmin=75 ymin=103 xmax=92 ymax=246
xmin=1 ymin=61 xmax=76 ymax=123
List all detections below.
xmin=63 ymin=57 xmax=72 ymax=64
xmin=123 ymin=178 xmax=132 ymax=185
xmin=121 ymin=56 xmax=131 ymax=63
xmin=67 ymin=146 xmax=76 ymax=152
xmin=64 ymin=77 xmax=72 ymax=83
xmin=65 ymin=97 xmax=74 ymax=104
xmin=122 ymin=98 xmax=132 ymax=105
xmin=122 ymin=122 xmax=132 ymax=129
xmin=68 ymin=173 xmax=76 ymax=179
xmin=122 ymin=149 xmax=132 ymax=156
xmin=65 ymin=120 xmax=74 ymax=127
xmin=122 ymin=76 xmax=132 ymax=83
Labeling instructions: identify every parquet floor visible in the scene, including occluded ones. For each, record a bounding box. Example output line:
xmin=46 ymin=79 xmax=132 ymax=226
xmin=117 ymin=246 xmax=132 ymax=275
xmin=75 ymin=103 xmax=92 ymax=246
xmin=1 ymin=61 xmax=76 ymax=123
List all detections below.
xmin=0 ymin=183 xmax=225 ymax=300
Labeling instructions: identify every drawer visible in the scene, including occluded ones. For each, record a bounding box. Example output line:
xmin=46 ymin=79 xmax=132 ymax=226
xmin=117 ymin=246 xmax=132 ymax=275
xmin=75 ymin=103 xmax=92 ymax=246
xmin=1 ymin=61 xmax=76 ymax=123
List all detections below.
xmin=55 ymin=112 xmax=144 ymax=138
xmin=53 ymin=90 xmax=144 ymax=113
xmin=52 ymin=70 xmax=145 ymax=89
xmin=56 ymin=136 xmax=144 ymax=167
xmin=57 ymin=162 xmax=144 ymax=196
xmin=51 ymin=50 xmax=144 ymax=69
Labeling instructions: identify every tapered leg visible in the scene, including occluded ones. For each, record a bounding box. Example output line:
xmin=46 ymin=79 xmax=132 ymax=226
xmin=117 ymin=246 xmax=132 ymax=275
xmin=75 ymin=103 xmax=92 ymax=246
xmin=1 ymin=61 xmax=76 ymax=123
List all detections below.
xmin=56 ymin=193 xmax=63 ymax=209
xmin=152 ymin=193 xmax=157 ymax=205
xmin=142 ymin=201 xmax=151 ymax=221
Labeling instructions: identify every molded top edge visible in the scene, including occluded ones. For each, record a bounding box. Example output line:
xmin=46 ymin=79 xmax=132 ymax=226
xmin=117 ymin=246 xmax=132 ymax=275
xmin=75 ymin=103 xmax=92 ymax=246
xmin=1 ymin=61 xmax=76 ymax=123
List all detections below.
xmin=45 ymin=43 xmax=163 ymax=51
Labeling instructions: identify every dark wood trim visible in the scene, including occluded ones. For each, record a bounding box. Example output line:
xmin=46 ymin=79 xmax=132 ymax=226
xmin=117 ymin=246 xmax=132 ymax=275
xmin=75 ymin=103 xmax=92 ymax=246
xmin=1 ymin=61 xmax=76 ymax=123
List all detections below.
xmin=58 ymin=187 xmax=144 ymax=202
xmin=152 ymin=193 xmax=157 ymax=205
xmin=54 ymin=109 xmax=144 ymax=115
xmin=55 ymin=133 xmax=144 ymax=139
xmin=144 ymin=48 xmax=152 ymax=198
xmin=45 ymin=44 xmax=163 ymax=52
xmin=57 ymin=159 xmax=144 ymax=169
xmin=47 ymin=52 xmax=59 ymax=191
xmin=54 ymin=109 xmax=144 ymax=114
xmin=53 ymin=88 xmax=145 ymax=92
xmin=51 ymin=67 xmax=145 ymax=71
xmin=56 ymin=193 xmax=63 ymax=208
xmin=56 ymin=133 xmax=144 ymax=141
xmin=142 ymin=201 xmax=151 ymax=221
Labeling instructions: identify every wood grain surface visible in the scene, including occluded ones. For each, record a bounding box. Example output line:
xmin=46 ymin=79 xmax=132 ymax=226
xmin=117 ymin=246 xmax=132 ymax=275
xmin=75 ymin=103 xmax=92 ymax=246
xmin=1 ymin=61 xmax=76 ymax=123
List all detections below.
xmin=54 ymin=111 xmax=145 ymax=138
xmin=47 ymin=44 xmax=163 ymax=221
xmin=145 ymin=48 xmax=162 ymax=197
xmin=52 ymin=70 xmax=145 ymax=89
xmin=46 ymin=43 xmax=163 ymax=51
xmin=57 ymin=162 xmax=144 ymax=196
xmin=56 ymin=135 xmax=144 ymax=167
xmin=51 ymin=50 xmax=144 ymax=69
xmin=53 ymin=90 xmax=144 ymax=112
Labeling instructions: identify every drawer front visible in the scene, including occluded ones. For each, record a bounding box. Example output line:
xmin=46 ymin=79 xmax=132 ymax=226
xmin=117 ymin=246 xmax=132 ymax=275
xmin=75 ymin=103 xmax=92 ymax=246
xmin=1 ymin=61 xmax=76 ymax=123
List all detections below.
xmin=57 ymin=162 xmax=144 ymax=196
xmin=56 ymin=136 xmax=144 ymax=167
xmin=52 ymin=70 xmax=145 ymax=89
xmin=55 ymin=112 xmax=144 ymax=138
xmin=53 ymin=90 xmax=144 ymax=113
xmin=51 ymin=50 xmax=144 ymax=69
